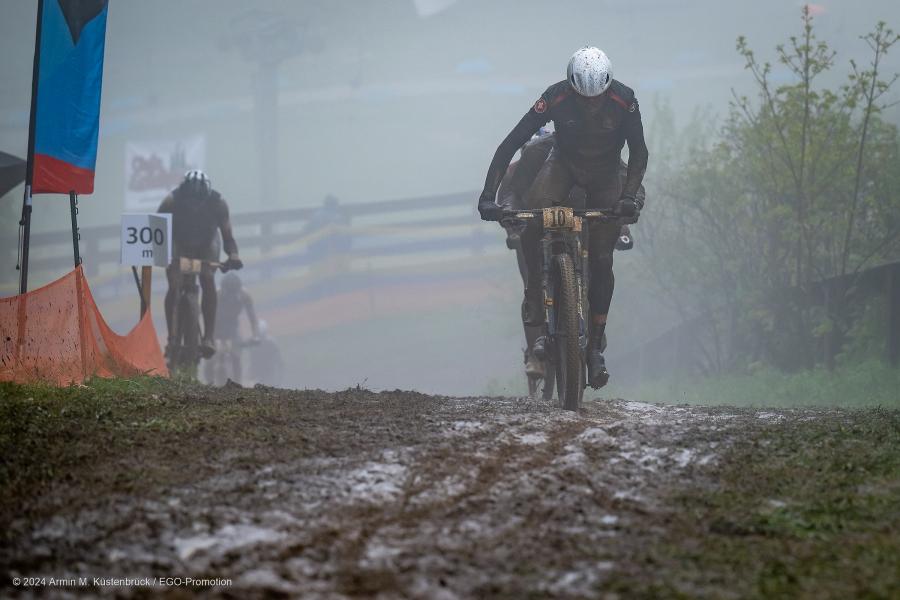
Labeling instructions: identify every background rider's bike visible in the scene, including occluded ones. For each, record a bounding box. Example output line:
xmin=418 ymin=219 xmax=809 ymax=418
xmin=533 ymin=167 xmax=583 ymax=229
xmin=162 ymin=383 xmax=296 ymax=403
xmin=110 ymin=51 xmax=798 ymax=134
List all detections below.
xmin=504 ymin=218 xmax=556 ymax=401
xmin=502 ymin=206 xmax=634 ymax=411
xmin=167 ymin=257 xmax=229 ymax=377
xmin=525 ymin=346 xmax=555 ymax=400
xmin=204 ymin=337 xmax=260 ymax=386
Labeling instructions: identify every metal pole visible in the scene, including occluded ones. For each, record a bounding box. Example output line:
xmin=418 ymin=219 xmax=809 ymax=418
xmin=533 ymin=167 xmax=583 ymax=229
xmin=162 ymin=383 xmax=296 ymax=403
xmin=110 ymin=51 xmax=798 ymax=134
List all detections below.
xmin=69 ymin=191 xmax=81 ymax=267
xmin=140 ymin=266 xmax=152 ymax=318
xmin=18 ymin=0 xmax=44 ymax=294
xmin=255 ymin=63 xmax=278 ymax=211
xmin=18 ymin=190 xmax=32 ymax=294
xmin=131 ymin=266 xmax=146 ymax=316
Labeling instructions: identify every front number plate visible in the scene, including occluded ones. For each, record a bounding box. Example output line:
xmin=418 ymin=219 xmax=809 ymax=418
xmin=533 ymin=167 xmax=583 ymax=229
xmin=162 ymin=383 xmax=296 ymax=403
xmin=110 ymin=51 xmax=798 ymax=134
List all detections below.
xmin=543 ymin=206 xmax=575 ymax=230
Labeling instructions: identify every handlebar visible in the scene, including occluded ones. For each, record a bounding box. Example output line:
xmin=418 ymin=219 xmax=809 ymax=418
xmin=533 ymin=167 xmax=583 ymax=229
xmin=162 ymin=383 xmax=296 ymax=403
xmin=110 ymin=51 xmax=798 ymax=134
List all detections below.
xmin=177 ymin=257 xmax=233 ymax=274
xmin=501 ymin=208 xmax=636 ymax=225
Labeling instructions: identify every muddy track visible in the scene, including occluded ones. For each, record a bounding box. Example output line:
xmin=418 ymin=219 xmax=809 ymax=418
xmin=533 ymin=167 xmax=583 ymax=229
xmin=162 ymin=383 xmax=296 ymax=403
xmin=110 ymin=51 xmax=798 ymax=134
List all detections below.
xmin=1 ymin=390 xmax=894 ymax=599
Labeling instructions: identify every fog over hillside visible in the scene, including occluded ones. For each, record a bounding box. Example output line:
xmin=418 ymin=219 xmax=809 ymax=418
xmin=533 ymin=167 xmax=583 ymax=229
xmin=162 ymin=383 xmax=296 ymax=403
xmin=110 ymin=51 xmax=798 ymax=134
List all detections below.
xmin=0 ymin=1 xmax=898 ymax=396
xmin=2 ymin=0 xmax=897 ymax=230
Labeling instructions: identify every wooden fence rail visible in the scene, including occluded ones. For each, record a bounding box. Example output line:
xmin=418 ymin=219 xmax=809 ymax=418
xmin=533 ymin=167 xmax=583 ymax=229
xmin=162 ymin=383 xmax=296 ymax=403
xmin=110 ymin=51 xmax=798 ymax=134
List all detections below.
xmin=0 ymin=191 xmax=481 ymax=285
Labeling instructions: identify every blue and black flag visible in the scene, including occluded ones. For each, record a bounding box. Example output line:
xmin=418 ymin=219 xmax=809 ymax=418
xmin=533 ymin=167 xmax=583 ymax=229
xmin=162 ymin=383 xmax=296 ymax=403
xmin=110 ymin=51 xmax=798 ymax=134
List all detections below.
xmin=31 ymin=0 xmax=109 ymax=195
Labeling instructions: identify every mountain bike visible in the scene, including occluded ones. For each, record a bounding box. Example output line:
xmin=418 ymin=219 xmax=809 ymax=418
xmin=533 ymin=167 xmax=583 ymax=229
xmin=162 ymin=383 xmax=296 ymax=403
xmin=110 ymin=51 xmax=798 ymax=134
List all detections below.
xmin=502 ymin=205 xmax=633 ymax=411
xmin=167 ymin=257 xmax=229 ymax=377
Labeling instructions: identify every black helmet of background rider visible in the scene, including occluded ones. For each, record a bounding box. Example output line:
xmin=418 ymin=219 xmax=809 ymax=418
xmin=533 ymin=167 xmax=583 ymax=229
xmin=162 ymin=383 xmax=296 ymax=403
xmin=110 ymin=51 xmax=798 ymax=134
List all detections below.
xmin=182 ymin=169 xmax=211 ymax=198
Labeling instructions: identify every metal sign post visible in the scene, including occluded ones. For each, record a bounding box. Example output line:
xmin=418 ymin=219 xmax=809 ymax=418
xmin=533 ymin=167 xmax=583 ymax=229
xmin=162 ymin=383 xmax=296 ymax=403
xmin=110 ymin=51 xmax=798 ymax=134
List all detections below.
xmin=69 ymin=191 xmax=81 ymax=267
xmin=18 ymin=0 xmax=45 ymax=294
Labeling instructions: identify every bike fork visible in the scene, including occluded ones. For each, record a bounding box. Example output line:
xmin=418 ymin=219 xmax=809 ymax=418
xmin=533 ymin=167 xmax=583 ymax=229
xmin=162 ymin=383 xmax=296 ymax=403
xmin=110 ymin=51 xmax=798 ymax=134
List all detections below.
xmin=541 ymin=235 xmax=554 ymax=340
xmin=575 ymin=237 xmax=588 ymax=352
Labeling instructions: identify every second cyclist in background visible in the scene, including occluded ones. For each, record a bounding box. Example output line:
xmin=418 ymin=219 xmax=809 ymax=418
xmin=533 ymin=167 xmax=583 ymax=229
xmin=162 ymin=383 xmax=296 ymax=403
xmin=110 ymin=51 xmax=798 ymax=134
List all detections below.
xmin=205 ymin=272 xmax=260 ymax=385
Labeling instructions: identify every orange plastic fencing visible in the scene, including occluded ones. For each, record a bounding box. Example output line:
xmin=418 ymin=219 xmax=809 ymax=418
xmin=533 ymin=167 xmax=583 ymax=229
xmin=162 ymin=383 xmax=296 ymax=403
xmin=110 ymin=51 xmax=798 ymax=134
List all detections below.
xmin=0 ymin=266 xmax=167 ymax=385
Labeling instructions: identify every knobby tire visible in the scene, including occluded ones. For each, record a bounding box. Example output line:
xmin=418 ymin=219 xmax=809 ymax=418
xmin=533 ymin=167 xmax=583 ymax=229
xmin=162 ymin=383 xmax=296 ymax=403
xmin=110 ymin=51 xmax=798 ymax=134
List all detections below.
xmin=552 ymin=253 xmax=583 ymax=411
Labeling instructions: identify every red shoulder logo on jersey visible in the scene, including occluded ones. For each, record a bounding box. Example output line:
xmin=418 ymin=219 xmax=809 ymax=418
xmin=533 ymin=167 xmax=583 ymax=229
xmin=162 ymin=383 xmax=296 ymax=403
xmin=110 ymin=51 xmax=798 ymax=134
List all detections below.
xmin=533 ymin=98 xmax=547 ymax=114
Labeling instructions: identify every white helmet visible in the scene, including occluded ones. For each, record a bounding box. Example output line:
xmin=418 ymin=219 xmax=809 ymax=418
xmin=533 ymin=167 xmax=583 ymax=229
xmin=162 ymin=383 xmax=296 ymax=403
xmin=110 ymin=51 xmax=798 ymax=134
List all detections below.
xmin=183 ymin=169 xmax=211 ymax=197
xmin=567 ymin=47 xmax=613 ymax=97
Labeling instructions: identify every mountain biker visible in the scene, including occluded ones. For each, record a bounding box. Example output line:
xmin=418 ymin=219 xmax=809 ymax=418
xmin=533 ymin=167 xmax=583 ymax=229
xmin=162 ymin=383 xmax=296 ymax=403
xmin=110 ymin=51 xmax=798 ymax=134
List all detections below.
xmin=478 ymin=47 xmax=649 ymax=389
xmin=496 ymin=129 xmax=646 ymax=379
xmin=204 ymin=271 xmax=259 ymax=384
xmin=158 ymin=170 xmax=244 ymax=358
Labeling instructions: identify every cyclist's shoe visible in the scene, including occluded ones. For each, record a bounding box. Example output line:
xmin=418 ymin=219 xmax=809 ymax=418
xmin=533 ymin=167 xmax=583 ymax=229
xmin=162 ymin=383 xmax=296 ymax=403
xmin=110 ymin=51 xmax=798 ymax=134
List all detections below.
xmin=588 ymin=349 xmax=610 ymax=389
xmin=200 ymin=337 xmax=216 ymax=359
xmin=522 ymin=288 xmax=544 ymax=326
xmin=524 ymin=351 xmax=545 ymax=378
xmin=532 ymin=335 xmax=548 ymax=360
xmin=615 ymin=225 xmax=634 ymax=251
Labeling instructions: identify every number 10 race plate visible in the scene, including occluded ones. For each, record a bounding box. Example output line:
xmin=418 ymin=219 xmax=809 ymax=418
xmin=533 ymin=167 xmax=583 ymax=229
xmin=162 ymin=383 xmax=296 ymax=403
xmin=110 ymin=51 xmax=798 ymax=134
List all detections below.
xmin=543 ymin=206 xmax=575 ymax=230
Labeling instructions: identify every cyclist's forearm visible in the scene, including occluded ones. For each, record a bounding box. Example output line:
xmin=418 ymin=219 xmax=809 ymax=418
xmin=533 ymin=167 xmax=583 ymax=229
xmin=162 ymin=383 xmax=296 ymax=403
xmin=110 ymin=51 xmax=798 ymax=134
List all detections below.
xmin=221 ymin=230 xmax=239 ymax=257
xmin=622 ymin=111 xmax=649 ymax=199
xmin=634 ymin=182 xmax=646 ymax=209
xmin=482 ymin=112 xmax=545 ymax=200
xmin=623 ymin=150 xmax=648 ymax=199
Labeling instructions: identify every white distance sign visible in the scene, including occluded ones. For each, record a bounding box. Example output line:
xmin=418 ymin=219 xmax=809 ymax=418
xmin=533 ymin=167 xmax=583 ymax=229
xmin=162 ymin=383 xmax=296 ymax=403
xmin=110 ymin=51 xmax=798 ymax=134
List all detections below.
xmin=121 ymin=213 xmax=172 ymax=267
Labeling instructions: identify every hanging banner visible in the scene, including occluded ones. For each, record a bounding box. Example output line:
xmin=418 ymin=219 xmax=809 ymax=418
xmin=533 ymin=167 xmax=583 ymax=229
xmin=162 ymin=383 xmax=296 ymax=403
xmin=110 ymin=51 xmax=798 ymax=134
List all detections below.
xmin=31 ymin=0 xmax=109 ymax=195
xmin=124 ymin=135 xmax=206 ymax=212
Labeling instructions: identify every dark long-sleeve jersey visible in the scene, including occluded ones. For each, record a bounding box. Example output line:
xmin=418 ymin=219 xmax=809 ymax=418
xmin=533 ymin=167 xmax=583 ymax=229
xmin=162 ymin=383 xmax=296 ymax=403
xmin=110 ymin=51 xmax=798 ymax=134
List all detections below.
xmin=498 ymin=133 xmax=646 ymax=210
xmin=158 ymin=188 xmax=239 ymax=258
xmin=481 ymin=79 xmax=649 ymax=202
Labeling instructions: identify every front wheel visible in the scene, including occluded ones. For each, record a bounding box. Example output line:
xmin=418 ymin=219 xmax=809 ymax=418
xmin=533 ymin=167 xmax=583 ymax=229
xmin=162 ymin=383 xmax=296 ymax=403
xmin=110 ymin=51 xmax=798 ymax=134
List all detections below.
xmin=552 ymin=253 xmax=583 ymax=411
xmin=173 ymin=292 xmax=201 ymax=378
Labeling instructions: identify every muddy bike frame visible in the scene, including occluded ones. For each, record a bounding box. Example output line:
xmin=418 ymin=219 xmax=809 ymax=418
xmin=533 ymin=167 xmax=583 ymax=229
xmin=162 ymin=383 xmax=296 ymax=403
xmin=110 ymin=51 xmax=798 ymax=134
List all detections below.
xmin=502 ymin=205 xmax=634 ymax=409
xmin=168 ymin=258 xmax=230 ymax=377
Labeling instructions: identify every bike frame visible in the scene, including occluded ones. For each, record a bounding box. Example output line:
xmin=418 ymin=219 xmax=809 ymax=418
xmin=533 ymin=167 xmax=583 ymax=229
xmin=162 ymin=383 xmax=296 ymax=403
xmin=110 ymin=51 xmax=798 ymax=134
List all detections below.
xmin=541 ymin=222 xmax=588 ymax=356
xmin=168 ymin=257 xmax=227 ymax=375
xmin=502 ymin=206 xmax=633 ymax=403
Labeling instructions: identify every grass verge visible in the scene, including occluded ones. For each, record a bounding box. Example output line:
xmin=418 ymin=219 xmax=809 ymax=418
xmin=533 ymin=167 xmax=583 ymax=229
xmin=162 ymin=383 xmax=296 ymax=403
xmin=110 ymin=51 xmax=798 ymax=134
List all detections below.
xmin=610 ymin=359 xmax=900 ymax=408
xmin=605 ymin=408 xmax=900 ymax=598
xmin=0 ymin=376 xmax=321 ymax=537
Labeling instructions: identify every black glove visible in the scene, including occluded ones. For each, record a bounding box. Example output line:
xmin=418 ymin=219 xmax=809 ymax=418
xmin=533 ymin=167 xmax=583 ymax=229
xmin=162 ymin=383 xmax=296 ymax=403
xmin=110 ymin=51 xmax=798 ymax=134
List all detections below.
xmin=223 ymin=256 xmax=244 ymax=272
xmin=478 ymin=194 xmax=503 ymax=222
xmin=613 ymin=195 xmax=640 ymax=219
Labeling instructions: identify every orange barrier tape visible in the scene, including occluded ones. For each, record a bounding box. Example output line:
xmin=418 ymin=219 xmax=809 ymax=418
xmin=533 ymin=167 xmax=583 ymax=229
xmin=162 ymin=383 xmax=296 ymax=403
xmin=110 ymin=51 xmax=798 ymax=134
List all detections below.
xmin=0 ymin=266 xmax=167 ymax=385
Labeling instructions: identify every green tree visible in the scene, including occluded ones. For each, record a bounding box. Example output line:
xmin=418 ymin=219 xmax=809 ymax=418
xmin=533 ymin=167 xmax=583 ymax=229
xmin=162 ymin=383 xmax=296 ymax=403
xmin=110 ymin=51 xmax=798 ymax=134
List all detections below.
xmin=640 ymin=8 xmax=900 ymax=372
